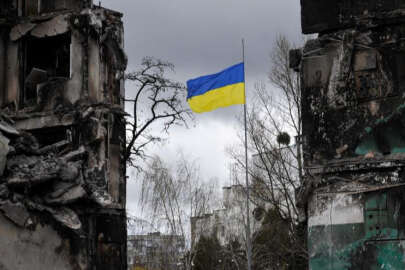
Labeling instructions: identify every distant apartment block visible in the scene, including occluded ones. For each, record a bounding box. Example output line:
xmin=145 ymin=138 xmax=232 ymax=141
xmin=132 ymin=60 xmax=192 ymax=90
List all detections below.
xmin=128 ymin=232 xmax=185 ymax=270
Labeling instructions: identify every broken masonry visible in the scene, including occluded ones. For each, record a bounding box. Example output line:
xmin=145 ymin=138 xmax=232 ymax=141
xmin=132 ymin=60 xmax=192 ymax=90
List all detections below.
xmin=294 ymin=1 xmax=405 ymax=269
xmin=0 ymin=1 xmax=127 ymax=269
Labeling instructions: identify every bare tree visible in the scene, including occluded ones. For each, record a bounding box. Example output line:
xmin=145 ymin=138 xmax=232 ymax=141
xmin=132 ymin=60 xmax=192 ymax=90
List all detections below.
xmin=127 ymin=214 xmax=159 ymax=234
xmin=227 ymin=35 xmax=307 ymax=269
xmin=124 ymin=57 xmax=192 ymax=167
xmin=140 ymin=153 xmax=219 ymax=270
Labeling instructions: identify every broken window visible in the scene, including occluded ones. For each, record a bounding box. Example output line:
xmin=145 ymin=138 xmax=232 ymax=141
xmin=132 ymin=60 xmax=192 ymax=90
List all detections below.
xmin=103 ymin=61 xmax=121 ymax=105
xmin=24 ymin=0 xmax=78 ymax=16
xmin=30 ymin=126 xmax=72 ymax=148
xmin=40 ymin=0 xmax=83 ymax=14
xmin=1 ymin=0 xmax=19 ymax=17
xmin=0 ymin=1 xmax=9 ymax=17
xmin=40 ymin=0 xmax=56 ymax=13
xmin=302 ymin=0 xmax=405 ymax=34
xmin=23 ymin=33 xmax=71 ymax=107
xmin=25 ymin=0 xmax=40 ymax=16
xmin=110 ymin=115 xmax=124 ymax=145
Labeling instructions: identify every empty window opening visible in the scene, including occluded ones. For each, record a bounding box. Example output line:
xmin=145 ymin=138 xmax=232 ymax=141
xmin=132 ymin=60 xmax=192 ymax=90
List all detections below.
xmin=23 ymin=33 xmax=71 ymax=107
xmin=0 ymin=2 xmax=7 ymax=16
xmin=1 ymin=0 xmax=18 ymax=17
xmin=24 ymin=0 xmax=72 ymax=15
xmin=40 ymin=0 xmax=56 ymax=13
xmin=30 ymin=126 xmax=72 ymax=148
xmin=40 ymin=0 xmax=80 ymax=14
xmin=25 ymin=0 xmax=39 ymax=16
xmin=110 ymin=115 xmax=124 ymax=145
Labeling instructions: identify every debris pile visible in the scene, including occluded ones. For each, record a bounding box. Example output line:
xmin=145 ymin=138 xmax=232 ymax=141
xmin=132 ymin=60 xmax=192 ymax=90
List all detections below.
xmin=0 ymin=110 xmax=115 ymax=232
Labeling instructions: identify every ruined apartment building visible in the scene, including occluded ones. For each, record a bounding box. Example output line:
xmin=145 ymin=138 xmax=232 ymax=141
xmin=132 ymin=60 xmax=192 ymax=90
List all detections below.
xmin=0 ymin=1 xmax=127 ymax=269
xmin=292 ymin=0 xmax=405 ymax=269
xmin=191 ymin=185 xmax=262 ymax=250
xmin=127 ymin=232 xmax=185 ymax=270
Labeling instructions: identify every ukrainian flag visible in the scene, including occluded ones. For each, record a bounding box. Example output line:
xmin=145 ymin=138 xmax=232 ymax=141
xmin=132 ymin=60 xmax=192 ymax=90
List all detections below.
xmin=187 ymin=63 xmax=245 ymax=113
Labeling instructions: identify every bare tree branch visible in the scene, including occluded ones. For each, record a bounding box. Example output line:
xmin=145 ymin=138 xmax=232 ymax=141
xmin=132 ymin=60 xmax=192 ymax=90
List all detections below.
xmin=124 ymin=57 xmax=193 ymax=167
xmin=227 ymin=35 xmax=307 ymax=269
xmin=140 ymin=154 xmax=219 ymax=270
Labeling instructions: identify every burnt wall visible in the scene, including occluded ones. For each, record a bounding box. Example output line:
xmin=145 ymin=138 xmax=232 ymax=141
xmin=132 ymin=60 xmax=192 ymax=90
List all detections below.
xmin=301 ymin=27 xmax=405 ymax=166
xmin=302 ymin=0 xmax=405 ymax=34
xmin=298 ymin=1 xmax=405 ymax=270
xmin=0 ymin=1 xmax=127 ymax=269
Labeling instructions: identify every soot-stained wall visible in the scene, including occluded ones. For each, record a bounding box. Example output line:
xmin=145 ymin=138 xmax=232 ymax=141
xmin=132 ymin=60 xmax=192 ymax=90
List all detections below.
xmin=297 ymin=1 xmax=405 ymax=269
xmin=0 ymin=0 xmax=128 ymax=269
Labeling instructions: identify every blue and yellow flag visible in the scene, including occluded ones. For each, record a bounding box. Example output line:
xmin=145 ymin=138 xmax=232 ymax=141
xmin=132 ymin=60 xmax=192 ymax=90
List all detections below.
xmin=186 ymin=63 xmax=245 ymax=113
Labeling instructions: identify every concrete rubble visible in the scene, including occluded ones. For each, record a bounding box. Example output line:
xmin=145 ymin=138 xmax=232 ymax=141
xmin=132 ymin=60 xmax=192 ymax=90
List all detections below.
xmin=0 ymin=112 xmax=117 ymax=231
xmin=0 ymin=1 xmax=127 ymax=269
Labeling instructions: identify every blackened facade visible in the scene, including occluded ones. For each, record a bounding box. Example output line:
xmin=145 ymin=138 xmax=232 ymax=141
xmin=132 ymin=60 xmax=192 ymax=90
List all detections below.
xmin=297 ymin=0 xmax=405 ymax=269
xmin=0 ymin=1 xmax=127 ymax=269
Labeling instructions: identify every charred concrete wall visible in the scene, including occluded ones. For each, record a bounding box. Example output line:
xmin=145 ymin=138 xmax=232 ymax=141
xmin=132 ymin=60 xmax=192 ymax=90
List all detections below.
xmin=0 ymin=1 xmax=127 ymax=269
xmin=296 ymin=1 xmax=405 ymax=269
xmin=301 ymin=0 xmax=405 ymax=34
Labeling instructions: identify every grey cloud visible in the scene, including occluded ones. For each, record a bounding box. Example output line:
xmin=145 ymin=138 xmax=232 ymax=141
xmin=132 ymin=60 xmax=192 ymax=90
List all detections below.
xmin=101 ymin=0 xmax=301 ymax=122
xmin=102 ymin=0 xmax=301 ymax=73
xmin=100 ymin=0 xmax=302 ymax=214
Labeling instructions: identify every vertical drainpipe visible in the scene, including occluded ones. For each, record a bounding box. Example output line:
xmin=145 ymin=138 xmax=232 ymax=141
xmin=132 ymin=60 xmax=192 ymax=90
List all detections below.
xmin=82 ymin=26 xmax=89 ymax=101
xmin=81 ymin=0 xmax=92 ymax=103
xmin=17 ymin=31 xmax=24 ymax=110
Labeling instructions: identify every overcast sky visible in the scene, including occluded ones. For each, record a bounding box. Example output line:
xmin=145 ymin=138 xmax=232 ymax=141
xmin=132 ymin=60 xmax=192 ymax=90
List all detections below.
xmin=100 ymin=0 xmax=302 ymax=217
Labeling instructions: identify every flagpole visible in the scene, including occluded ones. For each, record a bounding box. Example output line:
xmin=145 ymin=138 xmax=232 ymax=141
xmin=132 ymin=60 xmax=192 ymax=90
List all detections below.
xmin=242 ymin=38 xmax=252 ymax=270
